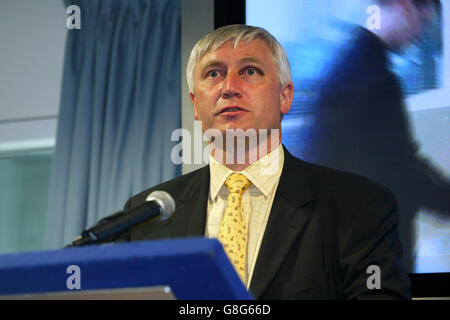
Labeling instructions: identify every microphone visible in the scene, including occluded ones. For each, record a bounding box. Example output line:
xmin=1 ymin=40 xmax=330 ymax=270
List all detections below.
xmin=67 ymin=190 xmax=175 ymax=247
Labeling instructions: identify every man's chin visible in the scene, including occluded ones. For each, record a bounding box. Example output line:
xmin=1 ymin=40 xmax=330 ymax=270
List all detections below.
xmin=217 ymin=122 xmax=253 ymax=133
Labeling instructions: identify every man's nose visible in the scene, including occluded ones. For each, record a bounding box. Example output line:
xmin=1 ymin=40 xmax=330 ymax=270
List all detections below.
xmin=222 ymin=72 xmax=241 ymax=99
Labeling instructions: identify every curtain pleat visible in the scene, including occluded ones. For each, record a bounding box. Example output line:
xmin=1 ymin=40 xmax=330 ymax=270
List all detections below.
xmin=45 ymin=0 xmax=181 ymax=249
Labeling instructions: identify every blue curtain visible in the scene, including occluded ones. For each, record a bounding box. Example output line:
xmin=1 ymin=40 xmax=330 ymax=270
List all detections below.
xmin=45 ymin=0 xmax=181 ymax=249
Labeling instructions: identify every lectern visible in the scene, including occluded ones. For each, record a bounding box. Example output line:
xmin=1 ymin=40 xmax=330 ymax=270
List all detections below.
xmin=0 ymin=237 xmax=253 ymax=299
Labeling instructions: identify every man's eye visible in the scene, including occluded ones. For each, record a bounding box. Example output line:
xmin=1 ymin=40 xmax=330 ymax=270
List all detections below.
xmin=242 ymin=67 xmax=261 ymax=76
xmin=207 ymin=70 xmax=220 ymax=78
xmin=246 ymin=67 xmax=257 ymax=75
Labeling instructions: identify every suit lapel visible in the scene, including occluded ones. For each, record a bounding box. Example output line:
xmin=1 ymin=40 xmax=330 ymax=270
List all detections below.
xmin=249 ymin=149 xmax=314 ymax=299
xmin=165 ymin=149 xmax=314 ymax=299
xmin=170 ymin=166 xmax=210 ymax=238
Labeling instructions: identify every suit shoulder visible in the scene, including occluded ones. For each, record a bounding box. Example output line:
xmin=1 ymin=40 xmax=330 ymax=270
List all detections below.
xmin=291 ymin=158 xmax=398 ymax=230
xmin=298 ymin=158 xmax=395 ymax=201
xmin=124 ymin=165 xmax=209 ymax=209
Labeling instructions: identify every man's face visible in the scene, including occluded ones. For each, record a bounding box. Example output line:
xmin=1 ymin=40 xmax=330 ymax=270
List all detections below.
xmin=190 ymin=39 xmax=293 ymax=135
xmin=396 ymin=0 xmax=434 ymax=48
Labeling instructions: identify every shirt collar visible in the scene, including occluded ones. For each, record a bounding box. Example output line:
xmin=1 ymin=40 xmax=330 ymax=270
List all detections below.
xmin=209 ymin=144 xmax=284 ymax=200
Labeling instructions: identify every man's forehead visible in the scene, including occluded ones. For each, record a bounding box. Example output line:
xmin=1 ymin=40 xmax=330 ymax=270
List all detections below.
xmin=197 ymin=39 xmax=273 ymax=69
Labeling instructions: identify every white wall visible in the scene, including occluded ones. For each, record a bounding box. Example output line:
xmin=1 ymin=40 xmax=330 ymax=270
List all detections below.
xmin=0 ymin=0 xmax=66 ymax=152
xmin=0 ymin=0 xmax=213 ymax=167
xmin=181 ymin=0 xmax=214 ymax=174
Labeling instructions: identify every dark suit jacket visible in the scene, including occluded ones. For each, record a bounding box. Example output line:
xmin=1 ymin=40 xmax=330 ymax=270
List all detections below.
xmin=301 ymin=27 xmax=450 ymax=272
xmin=118 ymin=147 xmax=411 ymax=299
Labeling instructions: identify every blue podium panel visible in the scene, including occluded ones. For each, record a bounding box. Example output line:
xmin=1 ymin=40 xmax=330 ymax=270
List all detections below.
xmin=0 ymin=237 xmax=253 ymax=300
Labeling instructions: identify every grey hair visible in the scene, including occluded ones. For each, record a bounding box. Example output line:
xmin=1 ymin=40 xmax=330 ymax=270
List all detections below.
xmin=186 ymin=24 xmax=292 ymax=93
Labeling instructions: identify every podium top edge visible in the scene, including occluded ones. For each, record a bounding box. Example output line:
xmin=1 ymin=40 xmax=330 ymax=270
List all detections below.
xmin=0 ymin=237 xmax=223 ymax=269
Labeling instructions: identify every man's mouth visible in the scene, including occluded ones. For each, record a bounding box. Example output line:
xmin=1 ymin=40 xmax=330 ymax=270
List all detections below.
xmin=217 ymin=106 xmax=247 ymax=115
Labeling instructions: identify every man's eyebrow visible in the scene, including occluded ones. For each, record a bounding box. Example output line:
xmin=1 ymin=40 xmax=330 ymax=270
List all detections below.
xmin=200 ymin=57 xmax=264 ymax=72
xmin=201 ymin=61 xmax=224 ymax=72
xmin=239 ymin=57 xmax=264 ymax=65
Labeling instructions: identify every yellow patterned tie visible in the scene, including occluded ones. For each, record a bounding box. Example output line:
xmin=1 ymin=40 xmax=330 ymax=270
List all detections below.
xmin=218 ymin=173 xmax=252 ymax=284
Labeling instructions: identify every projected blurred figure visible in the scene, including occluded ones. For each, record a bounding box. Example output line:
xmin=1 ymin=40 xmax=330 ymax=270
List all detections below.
xmin=302 ymin=0 xmax=450 ymax=272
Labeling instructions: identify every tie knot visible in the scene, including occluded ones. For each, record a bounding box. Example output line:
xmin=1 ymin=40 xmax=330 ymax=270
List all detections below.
xmin=225 ymin=173 xmax=252 ymax=195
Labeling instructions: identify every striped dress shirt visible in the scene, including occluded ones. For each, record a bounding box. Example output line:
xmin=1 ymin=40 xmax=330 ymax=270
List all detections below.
xmin=205 ymin=144 xmax=284 ymax=287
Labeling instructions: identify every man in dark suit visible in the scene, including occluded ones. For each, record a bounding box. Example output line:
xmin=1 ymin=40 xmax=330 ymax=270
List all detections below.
xmin=301 ymin=0 xmax=450 ymax=273
xmin=118 ymin=24 xmax=411 ymax=299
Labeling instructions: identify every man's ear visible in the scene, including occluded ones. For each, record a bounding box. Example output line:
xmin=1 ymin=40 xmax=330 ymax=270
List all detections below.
xmin=190 ymin=92 xmax=199 ymax=120
xmin=280 ymin=81 xmax=294 ymax=115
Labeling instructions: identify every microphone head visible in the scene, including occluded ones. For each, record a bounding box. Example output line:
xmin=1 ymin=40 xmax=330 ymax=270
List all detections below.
xmin=145 ymin=190 xmax=176 ymax=220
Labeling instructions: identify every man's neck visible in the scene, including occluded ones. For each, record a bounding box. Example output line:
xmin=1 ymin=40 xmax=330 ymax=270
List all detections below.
xmin=210 ymin=132 xmax=282 ymax=172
